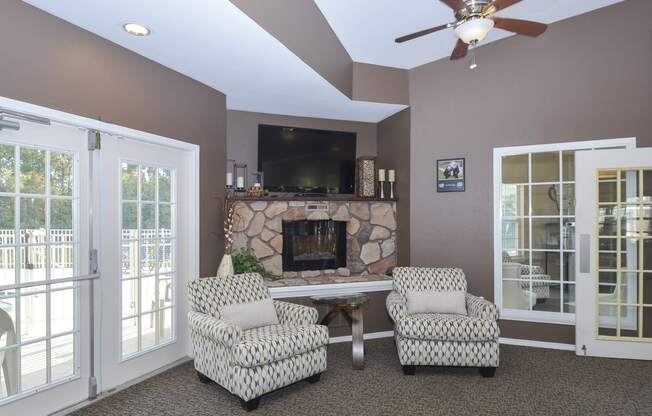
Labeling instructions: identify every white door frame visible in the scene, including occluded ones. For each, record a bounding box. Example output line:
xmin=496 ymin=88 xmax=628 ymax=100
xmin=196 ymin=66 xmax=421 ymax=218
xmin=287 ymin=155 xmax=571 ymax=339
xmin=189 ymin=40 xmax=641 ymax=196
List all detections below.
xmin=0 ymin=96 xmax=200 ymax=409
xmin=576 ymin=147 xmax=652 ymax=360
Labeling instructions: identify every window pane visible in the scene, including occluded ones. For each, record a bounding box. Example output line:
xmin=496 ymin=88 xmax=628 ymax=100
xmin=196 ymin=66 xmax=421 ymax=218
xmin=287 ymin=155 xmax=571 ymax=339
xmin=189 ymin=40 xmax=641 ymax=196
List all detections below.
xmin=21 ymin=341 xmax=47 ymax=390
xmin=532 ymin=218 xmax=560 ymax=249
xmin=141 ymin=167 xmax=156 ymax=201
xmin=121 ymin=163 xmax=138 ymax=200
xmin=563 ymin=252 xmax=575 ymax=282
xmin=562 ymin=151 xmax=575 ymax=182
xmin=621 ymin=205 xmax=644 ymax=237
xmin=563 ymin=283 xmax=575 ymax=313
xmin=0 ymin=297 xmax=17 ymax=347
xmin=50 ymin=244 xmax=74 ymax=279
xmin=122 ymin=279 xmax=138 ymax=318
xmin=141 ymin=203 xmax=156 ymax=232
xmin=158 ymin=168 xmax=171 ymax=202
xmin=159 ymin=239 xmax=173 ymax=274
xmin=533 ymin=282 xmax=560 ymax=313
xmin=0 ymin=196 xmax=15 ymax=237
xmin=50 ymin=152 xmax=74 ymax=196
xmin=158 ymin=204 xmax=172 ymax=238
xmin=122 ymin=317 xmax=139 ymax=356
xmin=0 ymin=247 xmax=16 ymax=286
xmin=140 ymin=240 xmax=156 ymax=275
xmin=19 ymin=148 xmax=46 ymax=194
xmin=598 ymin=304 xmax=618 ymax=336
xmin=51 ymin=289 xmax=74 ymax=335
xmin=620 ymin=170 xmax=640 ymax=203
xmin=644 ymin=273 xmax=652 ymax=305
xmin=502 ymin=155 xmax=528 ymax=184
xmin=621 ymin=239 xmax=640 ymax=270
xmin=122 ymin=202 xmax=138 ymax=240
xmin=0 ymin=143 xmax=15 ymax=192
xmin=502 ymin=219 xmax=529 ymax=250
xmin=598 ymin=206 xmax=618 ymax=236
xmin=20 ymin=197 xmax=46 ymax=243
xmin=532 ymin=251 xmax=559 ymax=280
xmin=141 ymin=313 xmax=157 ymax=350
xmin=20 ymin=245 xmax=47 ymax=284
xmin=620 ymin=272 xmax=638 ymax=305
xmin=121 ymin=240 xmax=138 ymax=279
xmin=20 ymin=293 xmax=46 ymax=341
xmin=620 ymin=306 xmax=639 ymax=338
xmin=563 ymin=219 xmax=575 ymax=250
xmin=159 ymin=308 xmax=172 ymax=342
xmin=644 ymin=170 xmax=652 ymax=199
xmin=598 ymin=271 xmax=617 ymax=299
xmin=644 ymin=308 xmax=652 ymax=338
xmin=598 ymin=170 xmax=618 ymax=203
xmin=51 ymin=199 xmax=73 ymax=233
xmin=158 ymin=276 xmax=172 ymax=309
xmin=531 ymin=152 xmax=559 ymax=183
xmin=141 ymin=276 xmax=156 ymax=313
xmin=531 ymin=184 xmax=559 ymax=216
xmin=562 ymin=184 xmax=575 ymax=216
xmin=51 ymin=334 xmax=75 ymax=382
xmin=502 ymin=278 xmax=532 ymax=310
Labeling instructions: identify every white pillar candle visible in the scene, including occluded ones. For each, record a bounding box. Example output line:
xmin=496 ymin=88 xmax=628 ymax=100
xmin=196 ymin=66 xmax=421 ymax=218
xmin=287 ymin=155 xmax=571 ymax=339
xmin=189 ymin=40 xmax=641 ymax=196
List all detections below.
xmin=226 ymin=172 xmax=233 ymax=186
xmin=378 ymin=169 xmax=386 ymax=182
xmin=388 ymin=169 xmax=396 ymax=183
xmin=236 ymin=176 xmax=244 ymax=188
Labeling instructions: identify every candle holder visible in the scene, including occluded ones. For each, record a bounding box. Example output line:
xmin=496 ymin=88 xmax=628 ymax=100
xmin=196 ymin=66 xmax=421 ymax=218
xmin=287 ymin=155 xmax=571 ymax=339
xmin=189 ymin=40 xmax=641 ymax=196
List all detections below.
xmin=225 ymin=158 xmax=235 ymax=191
xmin=389 ymin=182 xmax=395 ymax=199
xmin=234 ymin=163 xmax=247 ymax=193
xmin=379 ymin=180 xmax=386 ymax=199
xmin=388 ymin=169 xmax=396 ymax=199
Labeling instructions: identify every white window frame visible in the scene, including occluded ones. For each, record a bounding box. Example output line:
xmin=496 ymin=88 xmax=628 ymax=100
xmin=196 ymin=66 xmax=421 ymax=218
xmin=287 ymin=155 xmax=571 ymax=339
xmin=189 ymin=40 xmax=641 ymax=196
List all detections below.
xmin=493 ymin=138 xmax=637 ymax=325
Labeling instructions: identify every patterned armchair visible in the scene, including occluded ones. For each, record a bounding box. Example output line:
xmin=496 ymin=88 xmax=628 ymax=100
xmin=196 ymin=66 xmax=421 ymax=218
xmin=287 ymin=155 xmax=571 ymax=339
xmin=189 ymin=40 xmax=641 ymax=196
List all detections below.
xmin=386 ymin=267 xmax=500 ymax=377
xmin=187 ymin=273 xmax=328 ymax=411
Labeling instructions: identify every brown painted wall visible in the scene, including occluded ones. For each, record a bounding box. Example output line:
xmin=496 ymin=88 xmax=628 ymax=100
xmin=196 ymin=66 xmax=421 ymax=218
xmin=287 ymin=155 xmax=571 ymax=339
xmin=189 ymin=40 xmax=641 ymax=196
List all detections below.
xmin=0 ymin=0 xmax=227 ymax=276
xmin=229 ymin=0 xmax=353 ymax=98
xmin=408 ymin=0 xmax=652 ymax=343
xmin=227 ymin=110 xmax=378 ymax=174
xmin=353 ymin=63 xmax=409 ymax=106
xmin=377 ymin=108 xmax=411 ymax=266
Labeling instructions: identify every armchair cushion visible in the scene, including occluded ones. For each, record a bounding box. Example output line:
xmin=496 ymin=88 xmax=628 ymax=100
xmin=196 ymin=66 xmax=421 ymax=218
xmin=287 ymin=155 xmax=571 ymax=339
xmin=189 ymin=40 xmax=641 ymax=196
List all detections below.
xmin=220 ymin=298 xmax=279 ymax=330
xmin=406 ymin=290 xmax=467 ymax=316
xmin=188 ymin=310 xmax=242 ymax=347
xmin=466 ymin=294 xmax=500 ymax=321
xmin=396 ymin=313 xmax=500 ymax=342
xmin=232 ymin=324 xmax=329 ymax=367
xmin=274 ymin=300 xmax=318 ymax=326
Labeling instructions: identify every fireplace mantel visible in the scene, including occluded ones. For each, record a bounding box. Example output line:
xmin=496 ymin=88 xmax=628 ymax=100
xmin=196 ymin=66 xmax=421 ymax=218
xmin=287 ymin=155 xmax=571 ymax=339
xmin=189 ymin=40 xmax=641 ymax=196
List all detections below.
xmin=231 ymin=198 xmax=398 ymax=281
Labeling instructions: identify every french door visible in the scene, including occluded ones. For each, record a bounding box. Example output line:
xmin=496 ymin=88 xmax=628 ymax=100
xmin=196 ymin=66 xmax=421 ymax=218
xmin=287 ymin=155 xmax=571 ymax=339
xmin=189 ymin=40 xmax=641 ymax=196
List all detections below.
xmin=576 ymin=147 xmax=652 ymax=360
xmin=98 ymin=135 xmax=194 ymax=391
xmin=0 ymin=120 xmax=93 ymax=414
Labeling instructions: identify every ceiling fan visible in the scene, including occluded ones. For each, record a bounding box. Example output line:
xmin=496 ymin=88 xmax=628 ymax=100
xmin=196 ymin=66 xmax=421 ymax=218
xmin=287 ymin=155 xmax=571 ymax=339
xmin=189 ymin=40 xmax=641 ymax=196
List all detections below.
xmin=395 ymin=0 xmax=548 ymax=61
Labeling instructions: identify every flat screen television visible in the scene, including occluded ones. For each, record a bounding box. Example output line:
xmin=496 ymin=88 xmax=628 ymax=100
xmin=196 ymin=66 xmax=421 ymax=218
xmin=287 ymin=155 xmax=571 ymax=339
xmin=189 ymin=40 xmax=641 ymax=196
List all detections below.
xmin=258 ymin=124 xmax=356 ymax=194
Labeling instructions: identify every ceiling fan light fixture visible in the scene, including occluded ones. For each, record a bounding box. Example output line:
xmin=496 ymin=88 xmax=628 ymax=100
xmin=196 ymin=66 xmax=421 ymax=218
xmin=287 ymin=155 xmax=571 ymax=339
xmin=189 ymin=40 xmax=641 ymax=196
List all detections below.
xmin=454 ymin=17 xmax=494 ymax=44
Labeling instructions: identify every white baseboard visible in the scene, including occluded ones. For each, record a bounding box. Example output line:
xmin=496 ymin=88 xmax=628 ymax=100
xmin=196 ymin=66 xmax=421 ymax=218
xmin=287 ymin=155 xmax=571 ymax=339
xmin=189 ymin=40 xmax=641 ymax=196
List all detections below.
xmin=329 ymin=330 xmax=394 ymax=344
xmin=499 ymin=337 xmax=575 ymax=351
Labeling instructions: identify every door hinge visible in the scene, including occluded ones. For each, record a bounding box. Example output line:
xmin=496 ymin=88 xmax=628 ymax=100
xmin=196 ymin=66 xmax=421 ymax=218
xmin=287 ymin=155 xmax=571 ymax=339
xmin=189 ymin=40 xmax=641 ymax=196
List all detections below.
xmin=88 ymin=130 xmax=101 ymax=151
xmin=89 ymin=249 xmax=99 ymax=274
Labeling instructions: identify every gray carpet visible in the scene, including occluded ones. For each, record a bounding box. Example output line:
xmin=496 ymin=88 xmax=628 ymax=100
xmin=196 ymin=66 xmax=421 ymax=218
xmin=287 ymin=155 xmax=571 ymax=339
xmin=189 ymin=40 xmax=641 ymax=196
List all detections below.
xmin=70 ymin=338 xmax=652 ymax=416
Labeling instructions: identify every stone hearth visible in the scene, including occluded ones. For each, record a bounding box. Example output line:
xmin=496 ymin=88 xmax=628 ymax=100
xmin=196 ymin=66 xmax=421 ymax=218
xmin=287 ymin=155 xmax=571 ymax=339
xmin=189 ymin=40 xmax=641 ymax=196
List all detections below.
xmin=231 ymin=199 xmax=397 ymax=278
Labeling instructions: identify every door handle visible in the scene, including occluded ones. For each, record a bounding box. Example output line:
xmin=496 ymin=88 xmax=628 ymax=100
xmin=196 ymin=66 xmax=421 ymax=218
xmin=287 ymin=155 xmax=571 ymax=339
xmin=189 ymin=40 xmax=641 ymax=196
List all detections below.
xmin=580 ymin=234 xmax=591 ymax=273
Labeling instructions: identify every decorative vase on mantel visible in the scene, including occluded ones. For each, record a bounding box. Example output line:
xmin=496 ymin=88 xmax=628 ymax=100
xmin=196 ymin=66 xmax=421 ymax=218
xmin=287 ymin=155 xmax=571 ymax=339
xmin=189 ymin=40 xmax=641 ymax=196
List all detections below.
xmin=217 ymin=196 xmax=238 ymax=278
xmin=217 ymin=253 xmax=234 ymax=278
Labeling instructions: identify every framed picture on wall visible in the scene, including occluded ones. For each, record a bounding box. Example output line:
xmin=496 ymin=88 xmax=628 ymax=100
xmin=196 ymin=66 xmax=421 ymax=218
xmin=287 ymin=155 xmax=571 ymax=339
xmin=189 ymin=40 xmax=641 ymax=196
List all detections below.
xmin=436 ymin=158 xmax=465 ymax=192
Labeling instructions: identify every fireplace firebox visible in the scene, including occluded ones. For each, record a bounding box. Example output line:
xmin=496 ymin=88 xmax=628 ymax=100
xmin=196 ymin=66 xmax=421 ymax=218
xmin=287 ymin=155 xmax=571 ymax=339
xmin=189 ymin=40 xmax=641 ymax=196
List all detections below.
xmin=282 ymin=220 xmax=347 ymax=272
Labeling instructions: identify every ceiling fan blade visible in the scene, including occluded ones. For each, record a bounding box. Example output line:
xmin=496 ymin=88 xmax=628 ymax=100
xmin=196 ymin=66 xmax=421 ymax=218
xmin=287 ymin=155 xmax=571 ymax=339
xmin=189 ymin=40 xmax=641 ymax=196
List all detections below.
xmin=450 ymin=39 xmax=469 ymax=60
xmin=439 ymin=0 xmax=467 ymax=11
xmin=395 ymin=23 xmax=451 ymax=43
xmin=494 ymin=0 xmax=522 ymax=11
xmin=492 ymin=17 xmax=548 ymax=37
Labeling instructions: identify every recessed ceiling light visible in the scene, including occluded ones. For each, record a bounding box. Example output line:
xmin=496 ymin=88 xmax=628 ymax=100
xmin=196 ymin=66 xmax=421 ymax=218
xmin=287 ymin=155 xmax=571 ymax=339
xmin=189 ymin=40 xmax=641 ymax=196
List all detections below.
xmin=123 ymin=23 xmax=150 ymax=36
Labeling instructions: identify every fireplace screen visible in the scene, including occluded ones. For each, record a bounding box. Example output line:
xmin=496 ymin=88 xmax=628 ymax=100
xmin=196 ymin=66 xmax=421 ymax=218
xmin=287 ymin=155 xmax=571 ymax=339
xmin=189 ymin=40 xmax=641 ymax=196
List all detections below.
xmin=282 ymin=220 xmax=347 ymax=272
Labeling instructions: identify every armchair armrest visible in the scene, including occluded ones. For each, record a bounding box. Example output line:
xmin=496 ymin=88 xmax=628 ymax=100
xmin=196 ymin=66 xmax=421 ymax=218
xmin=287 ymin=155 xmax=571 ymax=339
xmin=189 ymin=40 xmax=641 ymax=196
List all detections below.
xmin=466 ymin=294 xmax=499 ymax=321
xmin=386 ymin=291 xmax=408 ymax=322
xmin=188 ymin=310 xmax=242 ymax=347
xmin=274 ymin=300 xmax=318 ymax=325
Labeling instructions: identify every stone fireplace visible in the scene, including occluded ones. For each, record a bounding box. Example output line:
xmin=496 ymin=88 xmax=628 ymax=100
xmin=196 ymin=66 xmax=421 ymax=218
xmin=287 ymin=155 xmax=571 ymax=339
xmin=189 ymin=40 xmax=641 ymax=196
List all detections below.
xmin=231 ymin=198 xmax=397 ymax=279
xmin=282 ymin=219 xmax=347 ymax=272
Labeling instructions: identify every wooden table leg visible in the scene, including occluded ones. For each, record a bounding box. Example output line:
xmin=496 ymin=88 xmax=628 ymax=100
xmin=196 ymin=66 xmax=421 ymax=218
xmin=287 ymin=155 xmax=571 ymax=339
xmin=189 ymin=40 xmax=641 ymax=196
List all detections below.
xmin=351 ymin=306 xmax=364 ymax=370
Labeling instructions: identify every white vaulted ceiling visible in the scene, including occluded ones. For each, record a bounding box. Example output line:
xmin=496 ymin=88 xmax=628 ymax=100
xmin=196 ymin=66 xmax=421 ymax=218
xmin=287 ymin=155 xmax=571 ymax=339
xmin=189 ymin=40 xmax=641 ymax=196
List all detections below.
xmin=22 ymin=0 xmax=406 ymax=123
xmin=315 ymin=0 xmax=624 ymax=69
